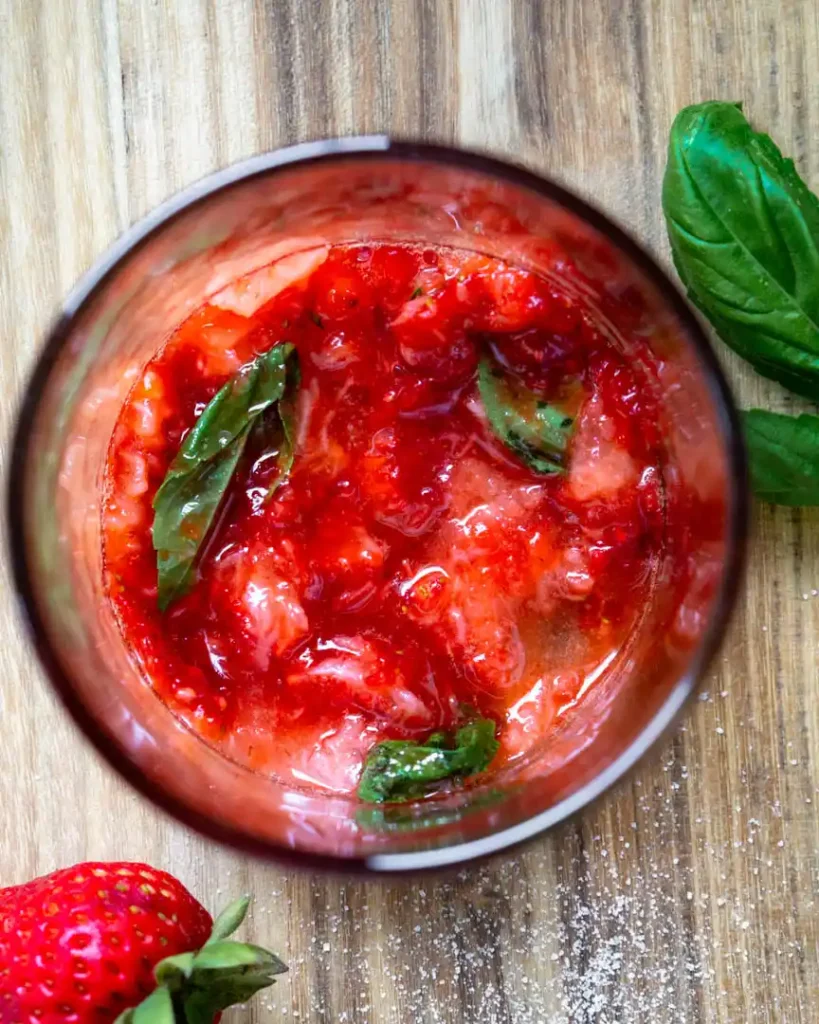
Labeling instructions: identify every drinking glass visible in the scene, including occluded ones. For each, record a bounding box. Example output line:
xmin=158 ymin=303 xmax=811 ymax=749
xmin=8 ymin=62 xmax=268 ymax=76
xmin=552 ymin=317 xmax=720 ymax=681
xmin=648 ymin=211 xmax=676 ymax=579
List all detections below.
xmin=8 ymin=140 xmax=747 ymax=870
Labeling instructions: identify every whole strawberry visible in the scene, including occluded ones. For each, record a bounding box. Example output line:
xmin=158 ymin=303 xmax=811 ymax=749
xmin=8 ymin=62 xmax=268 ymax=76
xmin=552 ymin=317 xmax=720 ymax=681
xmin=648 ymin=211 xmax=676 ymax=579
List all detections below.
xmin=0 ymin=862 xmax=286 ymax=1024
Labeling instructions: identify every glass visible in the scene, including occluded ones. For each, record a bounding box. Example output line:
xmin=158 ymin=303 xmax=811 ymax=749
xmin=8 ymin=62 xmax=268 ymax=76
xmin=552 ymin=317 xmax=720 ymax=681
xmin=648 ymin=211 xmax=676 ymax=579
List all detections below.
xmin=7 ymin=141 xmax=747 ymax=870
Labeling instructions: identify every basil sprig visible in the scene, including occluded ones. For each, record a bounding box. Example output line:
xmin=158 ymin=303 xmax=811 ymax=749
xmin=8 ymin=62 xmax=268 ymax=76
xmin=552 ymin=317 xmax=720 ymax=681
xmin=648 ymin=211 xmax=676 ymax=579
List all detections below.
xmin=663 ymin=101 xmax=819 ymax=400
xmin=478 ymin=357 xmax=572 ymax=474
xmin=663 ymin=101 xmax=819 ymax=506
xmin=152 ymin=344 xmax=297 ymax=610
xmin=358 ymin=714 xmax=499 ymax=804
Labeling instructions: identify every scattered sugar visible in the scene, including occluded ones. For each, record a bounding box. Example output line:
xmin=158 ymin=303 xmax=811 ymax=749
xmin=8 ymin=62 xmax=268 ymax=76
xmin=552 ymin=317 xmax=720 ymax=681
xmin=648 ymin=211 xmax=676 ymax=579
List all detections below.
xmin=207 ymin=685 xmax=812 ymax=1024
xmin=243 ymin=817 xmax=802 ymax=1024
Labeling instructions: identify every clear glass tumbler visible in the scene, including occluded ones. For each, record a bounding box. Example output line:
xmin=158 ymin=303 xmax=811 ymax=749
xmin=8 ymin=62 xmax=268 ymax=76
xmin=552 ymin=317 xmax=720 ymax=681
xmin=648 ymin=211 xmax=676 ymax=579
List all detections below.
xmin=8 ymin=141 xmax=747 ymax=870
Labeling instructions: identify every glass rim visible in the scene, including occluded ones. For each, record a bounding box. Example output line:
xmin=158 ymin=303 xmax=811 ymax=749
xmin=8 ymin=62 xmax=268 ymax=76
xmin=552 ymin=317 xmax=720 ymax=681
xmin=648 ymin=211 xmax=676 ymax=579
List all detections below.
xmin=6 ymin=137 xmax=749 ymax=873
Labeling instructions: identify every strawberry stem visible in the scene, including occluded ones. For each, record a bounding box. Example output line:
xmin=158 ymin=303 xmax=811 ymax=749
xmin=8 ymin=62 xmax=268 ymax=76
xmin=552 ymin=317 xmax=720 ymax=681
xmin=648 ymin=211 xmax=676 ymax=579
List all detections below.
xmin=114 ymin=897 xmax=287 ymax=1024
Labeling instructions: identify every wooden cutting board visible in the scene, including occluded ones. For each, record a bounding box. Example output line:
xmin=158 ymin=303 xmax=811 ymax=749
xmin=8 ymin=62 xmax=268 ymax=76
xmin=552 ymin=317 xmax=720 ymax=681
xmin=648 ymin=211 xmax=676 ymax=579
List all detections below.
xmin=0 ymin=1 xmax=816 ymax=1021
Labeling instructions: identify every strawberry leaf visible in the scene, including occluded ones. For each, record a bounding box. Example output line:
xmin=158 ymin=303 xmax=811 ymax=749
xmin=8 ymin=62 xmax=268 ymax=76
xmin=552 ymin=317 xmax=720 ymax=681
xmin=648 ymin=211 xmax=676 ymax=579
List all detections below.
xmin=192 ymin=940 xmax=287 ymax=974
xmin=154 ymin=951 xmax=195 ymax=986
xmin=120 ymin=897 xmax=288 ymax=1024
xmin=205 ymin=895 xmax=249 ymax=943
xmin=182 ymin=975 xmax=275 ymax=1024
xmin=130 ymin=986 xmax=175 ymax=1024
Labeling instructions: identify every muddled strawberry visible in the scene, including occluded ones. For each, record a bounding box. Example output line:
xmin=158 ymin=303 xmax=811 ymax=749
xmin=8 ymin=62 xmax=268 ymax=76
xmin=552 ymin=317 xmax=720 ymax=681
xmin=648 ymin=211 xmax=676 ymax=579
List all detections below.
xmin=103 ymin=242 xmax=668 ymax=795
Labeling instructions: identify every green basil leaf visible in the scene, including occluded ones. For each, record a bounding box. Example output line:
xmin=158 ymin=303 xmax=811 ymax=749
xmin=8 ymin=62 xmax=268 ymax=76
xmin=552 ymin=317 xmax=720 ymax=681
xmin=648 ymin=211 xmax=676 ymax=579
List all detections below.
xmin=152 ymin=343 xmax=295 ymax=610
xmin=478 ymin=357 xmax=572 ymax=474
xmin=663 ymin=101 xmax=819 ymax=399
xmin=448 ymin=718 xmax=500 ymax=773
xmin=266 ymin=358 xmax=300 ymax=501
xmin=358 ymin=712 xmax=499 ymax=804
xmin=742 ymin=408 xmax=819 ymax=505
xmin=153 ymin=427 xmax=250 ymax=610
xmin=358 ymin=743 xmax=457 ymax=804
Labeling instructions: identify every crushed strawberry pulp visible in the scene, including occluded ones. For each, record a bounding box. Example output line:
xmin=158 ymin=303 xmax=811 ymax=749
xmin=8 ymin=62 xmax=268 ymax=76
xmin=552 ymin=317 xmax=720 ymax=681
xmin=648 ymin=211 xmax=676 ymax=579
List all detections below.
xmin=103 ymin=242 xmax=667 ymax=796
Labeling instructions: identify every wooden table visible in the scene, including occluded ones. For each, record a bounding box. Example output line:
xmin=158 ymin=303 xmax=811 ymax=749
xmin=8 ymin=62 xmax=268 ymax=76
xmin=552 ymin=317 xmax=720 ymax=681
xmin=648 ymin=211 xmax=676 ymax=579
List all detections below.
xmin=1 ymin=2 xmax=817 ymax=1021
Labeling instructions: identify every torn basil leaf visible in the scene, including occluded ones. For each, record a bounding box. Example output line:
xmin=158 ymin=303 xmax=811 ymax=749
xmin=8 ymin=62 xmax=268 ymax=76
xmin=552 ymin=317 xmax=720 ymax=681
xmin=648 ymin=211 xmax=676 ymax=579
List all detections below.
xmin=478 ymin=357 xmax=572 ymax=474
xmin=152 ymin=343 xmax=296 ymax=610
xmin=358 ymin=714 xmax=499 ymax=804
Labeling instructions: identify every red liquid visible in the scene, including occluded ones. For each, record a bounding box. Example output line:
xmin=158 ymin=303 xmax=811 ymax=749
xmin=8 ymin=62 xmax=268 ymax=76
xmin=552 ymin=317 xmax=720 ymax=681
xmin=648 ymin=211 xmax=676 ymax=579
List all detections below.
xmin=103 ymin=243 xmax=667 ymax=795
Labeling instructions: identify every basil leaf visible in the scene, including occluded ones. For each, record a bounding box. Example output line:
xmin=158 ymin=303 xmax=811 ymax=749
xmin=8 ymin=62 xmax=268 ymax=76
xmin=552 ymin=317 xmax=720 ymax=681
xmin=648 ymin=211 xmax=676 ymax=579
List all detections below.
xmin=152 ymin=343 xmax=295 ymax=610
xmin=358 ymin=714 xmax=499 ymax=804
xmin=266 ymin=358 xmax=300 ymax=501
xmin=447 ymin=718 xmax=499 ymax=772
xmin=153 ymin=429 xmax=250 ymax=610
xmin=663 ymin=101 xmax=819 ymax=399
xmin=742 ymin=408 xmax=819 ymax=505
xmin=478 ymin=357 xmax=572 ymax=473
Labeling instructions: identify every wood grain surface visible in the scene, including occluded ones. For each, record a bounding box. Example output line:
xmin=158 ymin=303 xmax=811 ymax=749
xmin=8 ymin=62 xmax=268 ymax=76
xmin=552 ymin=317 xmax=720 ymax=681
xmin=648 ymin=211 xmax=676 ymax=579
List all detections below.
xmin=0 ymin=1 xmax=817 ymax=1021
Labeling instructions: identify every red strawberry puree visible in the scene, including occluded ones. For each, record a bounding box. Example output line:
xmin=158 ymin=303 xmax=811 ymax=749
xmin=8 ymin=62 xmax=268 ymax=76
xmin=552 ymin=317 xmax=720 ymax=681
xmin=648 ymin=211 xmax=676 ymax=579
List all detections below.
xmin=103 ymin=243 xmax=667 ymax=796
